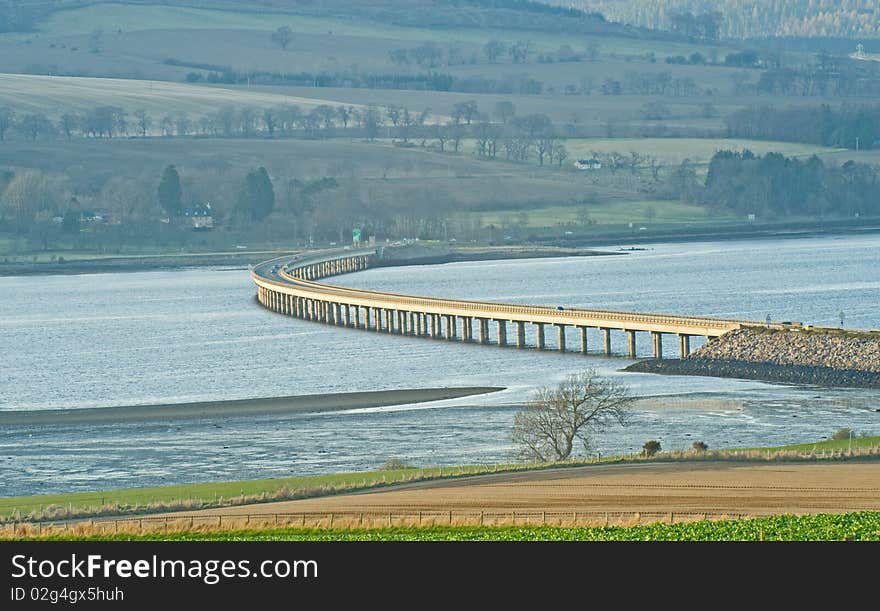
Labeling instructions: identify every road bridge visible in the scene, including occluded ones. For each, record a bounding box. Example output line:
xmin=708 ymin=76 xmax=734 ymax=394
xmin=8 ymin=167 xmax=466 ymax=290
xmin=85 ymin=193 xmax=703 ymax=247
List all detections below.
xmin=251 ymin=249 xmax=791 ymax=358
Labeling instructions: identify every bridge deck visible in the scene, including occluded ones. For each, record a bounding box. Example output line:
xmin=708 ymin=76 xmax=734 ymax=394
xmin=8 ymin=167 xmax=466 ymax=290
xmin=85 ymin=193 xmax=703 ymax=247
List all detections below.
xmin=250 ymin=249 xmax=778 ymax=341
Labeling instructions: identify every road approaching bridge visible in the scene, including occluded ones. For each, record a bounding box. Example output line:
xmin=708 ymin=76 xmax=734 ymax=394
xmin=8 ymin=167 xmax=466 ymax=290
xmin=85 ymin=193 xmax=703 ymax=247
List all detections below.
xmin=251 ymin=248 xmax=791 ymax=358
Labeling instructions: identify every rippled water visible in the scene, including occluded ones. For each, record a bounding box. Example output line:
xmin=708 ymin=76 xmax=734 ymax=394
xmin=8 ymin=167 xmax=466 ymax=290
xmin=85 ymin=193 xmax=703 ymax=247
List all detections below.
xmin=1 ymin=235 xmax=879 ymax=495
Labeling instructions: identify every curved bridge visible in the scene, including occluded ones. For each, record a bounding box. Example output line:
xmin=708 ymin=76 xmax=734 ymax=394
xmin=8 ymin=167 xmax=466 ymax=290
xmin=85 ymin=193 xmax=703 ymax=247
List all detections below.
xmin=251 ymin=249 xmax=786 ymax=358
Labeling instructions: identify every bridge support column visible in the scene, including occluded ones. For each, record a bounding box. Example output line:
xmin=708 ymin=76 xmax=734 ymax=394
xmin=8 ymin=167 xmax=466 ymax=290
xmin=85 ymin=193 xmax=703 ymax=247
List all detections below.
xmin=515 ymin=321 xmax=526 ymax=348
xmin=478 ymin=318 xmax=488 ymax=344
xmin=627 ymin=330 xmax=637 ymax=358
xmin=372 ymin=307 xmax=380 ymax=331
xmin=400 ymin=311 xmax=408 ymax=335
xmin=496 ymin=320 xmax=507 ymax=347
xmin=579 ymin=326 xmax=588 ymax=354
xmin=287 ymin=295 xmax=293 ymax=315
xmin=343 ymin=304 xmax=351 ymax=327
xmin=353 ymin=305 xmax=361 ymax=328
xmin=535 ymin=323 xmax=545 ymax=350
xmin=556 ymin=325 xmax=566 ymax=352
xmin=652 ymin=332 xmax=663 ymax=359
xmin=429 ymin=314 xmax=438 ymax=338
xmin=463 ymin=318 xmax=473 ymax=342
xmin=602 ymin=328 xmax=612 ymax=355
xmin=385 ymin=309 xmax=394 ymax=334
xmin=678 ymin=334 xmax=690 ymax=357
xmin=446 ymin=316 xmax=456 ymax=340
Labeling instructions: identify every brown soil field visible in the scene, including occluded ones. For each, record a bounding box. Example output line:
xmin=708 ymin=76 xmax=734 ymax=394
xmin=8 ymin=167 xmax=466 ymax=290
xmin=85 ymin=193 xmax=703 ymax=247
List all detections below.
xmin=170 ymin=461 xmax=880 ymax=519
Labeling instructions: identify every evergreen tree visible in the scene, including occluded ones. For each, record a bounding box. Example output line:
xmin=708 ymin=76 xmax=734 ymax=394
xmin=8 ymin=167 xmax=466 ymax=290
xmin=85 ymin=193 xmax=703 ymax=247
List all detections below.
xmin=239 ymin=166 xmax=275 ymax=221
xmin=157 ymin=165 xmax=182 ymax=216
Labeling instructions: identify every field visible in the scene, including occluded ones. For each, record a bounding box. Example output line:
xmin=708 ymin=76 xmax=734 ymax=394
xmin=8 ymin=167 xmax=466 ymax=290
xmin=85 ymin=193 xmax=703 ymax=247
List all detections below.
xmin=563 ymin=138 xmax=842 ymax=165
xmin=0 ymin=74 xmax=366 ymax=121
xmin=12 ymin=512 xmax=879 ymax=541
xmin=24 ymin=2 xmax=733 ymax=56
xmin=453 ymin=200 xmax=733 ymax=229
xmin=3 ymin=437 xmax=878 ymax=524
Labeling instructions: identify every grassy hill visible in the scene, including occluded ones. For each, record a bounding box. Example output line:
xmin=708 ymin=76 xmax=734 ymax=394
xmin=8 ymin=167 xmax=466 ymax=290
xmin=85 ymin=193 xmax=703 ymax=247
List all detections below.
xmin=0 ymin=73 xmax=370 ymax=120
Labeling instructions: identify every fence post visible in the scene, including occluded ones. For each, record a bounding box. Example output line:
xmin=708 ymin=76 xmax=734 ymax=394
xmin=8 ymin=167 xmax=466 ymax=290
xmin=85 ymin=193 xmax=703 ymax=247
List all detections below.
xmin=329 ymin=513 xmax=334 ymax=528
xmin=542 ymin=511 xmax=546 ymax=525
xmin=479 ymin=511 xmax=483 ymax=526
xmin=448 ymin=510 xmax=452 ymax=525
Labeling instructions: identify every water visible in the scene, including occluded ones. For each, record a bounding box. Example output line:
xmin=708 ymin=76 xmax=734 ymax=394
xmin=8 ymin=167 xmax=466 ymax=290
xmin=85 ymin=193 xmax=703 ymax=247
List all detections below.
xmin=1 ymin=234 xmax=879 ymax=496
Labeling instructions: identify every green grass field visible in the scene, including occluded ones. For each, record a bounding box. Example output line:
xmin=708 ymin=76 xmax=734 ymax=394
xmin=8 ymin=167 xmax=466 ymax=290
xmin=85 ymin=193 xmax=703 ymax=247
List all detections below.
xmin=0 ymin=74 xmax=360 ymax=120
xmin=563 ymin=138 xmax=841 ymax=164
xmin=3 ymin=437 xmax=877 ymax=523
xmin=26 ymin=2 xmax=730 ymax=58
xmin=454 ymin=200 xmax=733 ymax=229
xmin=15 ymin=512 xmax=880 ymax=541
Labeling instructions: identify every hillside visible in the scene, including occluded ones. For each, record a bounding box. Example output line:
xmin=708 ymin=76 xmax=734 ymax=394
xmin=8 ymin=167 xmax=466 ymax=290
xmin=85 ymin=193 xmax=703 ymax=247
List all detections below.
xmin=561 ymin=1 xmax=880 ymax=40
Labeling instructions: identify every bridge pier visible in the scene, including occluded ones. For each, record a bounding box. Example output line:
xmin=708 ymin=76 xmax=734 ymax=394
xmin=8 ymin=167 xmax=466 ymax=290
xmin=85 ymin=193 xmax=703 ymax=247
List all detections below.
xmin=385 ymin=309 xmax=394 ymax=334
xmin=627 ymin=330 xmax=637 ymax=358
xmin=515 ymin=321 xmax=526 ymax=348
xmin=429 ymin=314 xmax=438 ymax=338
xmin=678 ymin=334 xmax=690 ymax=357
xmin=535 ymin=323 xmax=545 ymax=350
xmin=372 ymin=307 xmax=380 ymax=331
xmin=652 ymin=332 xmax=663 ymax=359
xmin=496 ymin=320 xmax=507 ymax=346
xmin=446 ymin=315 xmax=457 ymax=340
xmin=478 ymin=318 xmax=489 ymax=344
xmin=579 ymin=326 xmax=588 ymax=354
xmin=353 ymin=305 xmax=361 ymax=328
xmin=602 ymin=328 xmax=612 ymax=355
xmin=556 ymin=325 xmax=566 ymax=352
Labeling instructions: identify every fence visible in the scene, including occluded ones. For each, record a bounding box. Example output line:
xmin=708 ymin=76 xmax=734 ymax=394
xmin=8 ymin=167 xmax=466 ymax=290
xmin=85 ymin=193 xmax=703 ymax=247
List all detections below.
xmin=1 ymin=510 xmax=755 ymax=537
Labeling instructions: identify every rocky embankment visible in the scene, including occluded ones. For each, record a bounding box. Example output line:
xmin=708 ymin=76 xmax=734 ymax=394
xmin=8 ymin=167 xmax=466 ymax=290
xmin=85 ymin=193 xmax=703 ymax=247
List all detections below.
xmin=626 ymin=327 xmax=880 ymax=388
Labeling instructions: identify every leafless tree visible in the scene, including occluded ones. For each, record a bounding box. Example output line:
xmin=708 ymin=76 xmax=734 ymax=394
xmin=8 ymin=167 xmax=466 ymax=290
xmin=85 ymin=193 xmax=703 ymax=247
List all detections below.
xmin=493 ymin=100 xmax=516 ymax=124
xmin=262 ymin=108 xmax=278 ymax=137
xmin=483 ymin=40 xmax=506 ymax=63
xmin=59 ymin=113 xmax=79 ymax=139
xmin=19 ymin=113 xmax=53 ymax=141
xmin=553 ymin=142 xmax=569 ymax=168
xmin=271 ymin=26 xmax=293 ymax=50
xmin=133 ymin=109 xmax=151 ymax=137
xmin=511 ymin=369 xmax=631 ymax=462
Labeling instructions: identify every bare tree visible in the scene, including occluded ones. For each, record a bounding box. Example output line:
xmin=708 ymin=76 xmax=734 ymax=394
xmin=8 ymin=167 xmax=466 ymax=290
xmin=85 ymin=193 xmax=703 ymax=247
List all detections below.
xmin=262 ymin=108 xmax=278 ymax=137
xmin=483 ymin=40 xmax=506 ymax=63
xmin=19 ymin=113 xmax=53 ymax=141
xmin=133 ymin=109 xmax=151 ymax=137
xmin=511 ymin=369 xmax=631 ymax=462
xmin=362 ymin=106 xmax=382 ymax=141
xmin=493 ymin=100 xmax=516 ymax=124
xmin=271 ymin=26 xmax=293 ymax=50
xmin=553 ymin=142 xmax=569 ymax=168
xmin=59 ymin=113 xmax=79 ymax=139
xmin=627 ymin=151 xmax=645 ymax=175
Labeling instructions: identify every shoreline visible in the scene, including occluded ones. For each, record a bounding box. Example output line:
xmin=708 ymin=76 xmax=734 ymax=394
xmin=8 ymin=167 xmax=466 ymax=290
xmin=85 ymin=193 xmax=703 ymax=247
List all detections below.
xmin=4 ymin=220 xmax=880 ymax=277
xmin=0 ymin=387 xmax=505 ymax=426
xmin=626 ymin=358 xmax=880 ymax=390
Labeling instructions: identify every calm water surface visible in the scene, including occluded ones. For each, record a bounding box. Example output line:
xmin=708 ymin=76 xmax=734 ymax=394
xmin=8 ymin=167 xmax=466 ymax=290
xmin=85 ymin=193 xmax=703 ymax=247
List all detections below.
xmin=1 ymin=235 xmax=879 ymax=495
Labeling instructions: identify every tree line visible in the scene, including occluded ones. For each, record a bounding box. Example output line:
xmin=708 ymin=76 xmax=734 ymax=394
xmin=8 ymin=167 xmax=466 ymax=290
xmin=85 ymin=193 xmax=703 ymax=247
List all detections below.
xmin=725 ymin=104 xmax=880 ymax=150
xmin=699 ymin=150 xmax=879 ymax=218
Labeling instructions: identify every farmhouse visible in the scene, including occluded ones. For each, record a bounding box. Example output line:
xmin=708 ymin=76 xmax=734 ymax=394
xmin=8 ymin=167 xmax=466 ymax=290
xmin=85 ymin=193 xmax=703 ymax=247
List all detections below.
xmin=177 ymin=204 xmax=214 ymax=230
xmin=574 ymin=158 xmax=602 ymax=170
